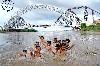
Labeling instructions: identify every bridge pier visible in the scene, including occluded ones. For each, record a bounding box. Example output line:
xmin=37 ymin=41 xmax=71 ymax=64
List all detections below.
xmin=0 ymin=26 xmax=3 ymax=31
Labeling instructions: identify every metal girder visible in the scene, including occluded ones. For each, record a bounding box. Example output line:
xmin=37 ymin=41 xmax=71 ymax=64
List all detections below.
xmin=4 ymin=16 xmax=26 ymax=29
xmin=4 ymin=5 xmax=100 ymax=29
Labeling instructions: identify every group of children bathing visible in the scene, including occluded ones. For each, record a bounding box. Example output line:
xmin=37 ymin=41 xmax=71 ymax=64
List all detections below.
xmin=17 ymin=36 xmax=74 ymax=61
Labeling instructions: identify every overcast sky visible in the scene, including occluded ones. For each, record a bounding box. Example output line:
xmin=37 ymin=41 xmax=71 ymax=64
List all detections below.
xmin=0 ymin=0 xmax=100 ymax=26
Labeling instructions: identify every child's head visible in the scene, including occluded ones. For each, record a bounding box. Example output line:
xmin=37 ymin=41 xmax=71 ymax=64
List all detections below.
xmin=55 ymin=43 xmax=62 ymax=51
xmin=36 ymin=42 xmax=39 ymax=45
xmin=65 ymin=39 xmax=70 ymax=43
xmin=34 ymin=42 xmax=39 ymax=47
xmin=23 ymin=50 xmax=27 ymax=53
xmin=53 ymin=38 xmax=57 ymax=43
xmin=47 ymin=41 xmax=51 ymax=46
xmin=39 ymin=36 xmax=44 ymax=40
xmin=36 ymin=46 xmax=41 ymax=51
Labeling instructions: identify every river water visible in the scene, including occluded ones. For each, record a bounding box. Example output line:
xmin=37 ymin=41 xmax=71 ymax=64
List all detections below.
xmin=0 ymin=31 xmax=100 ymax=66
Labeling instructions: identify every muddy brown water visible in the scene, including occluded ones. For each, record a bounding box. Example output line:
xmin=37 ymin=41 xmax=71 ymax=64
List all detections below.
xmin=0 ymin=31 xmax=100 ymax=66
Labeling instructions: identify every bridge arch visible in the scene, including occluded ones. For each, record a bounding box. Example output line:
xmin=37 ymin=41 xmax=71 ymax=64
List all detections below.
xmin=5 ymin=5 xmax=100 ymax=29
xmin=4 ymin=16 xmax=26 ymax=29
xmin=5 ymin=4 xmax=67 ymax=29
xmin=15 ymin=4 xmax=65 ymax=16
xmin=15 ymin=4 xmax=87 ymax=27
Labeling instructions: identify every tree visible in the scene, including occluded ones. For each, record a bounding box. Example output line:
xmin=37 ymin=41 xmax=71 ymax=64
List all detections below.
xmin=80 ymin=23 xmax=87 ymax=31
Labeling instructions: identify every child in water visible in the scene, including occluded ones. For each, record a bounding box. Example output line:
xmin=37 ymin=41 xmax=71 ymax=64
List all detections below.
xmin=16 ymin=49 xmax=28 ymax=60
xmin=33 ymin=44 xmax=44 ymax=62
xmin=39 ymin=36 xmax=47 ymax=49
xmin=54 ymin=39 xmax=72 ymax=61
xmin=34 ymin=45 xmax=41 ymax=58
xmin=65 ymin=39 xmax=75 ymax=50
xmin=27 ymin=49 xmax=34 ymax=60
xmin=55 ymin=40 xmax=62 ymax=53
xmin=52 ymin=38 xmax=58 ymax=47
xmin=17 ymin=50 xmax=27 ymax=57
xmin=45 ymin=41 xmax=56 ymax=55
xmin=53 ymin=38 xmax=58 ymax=43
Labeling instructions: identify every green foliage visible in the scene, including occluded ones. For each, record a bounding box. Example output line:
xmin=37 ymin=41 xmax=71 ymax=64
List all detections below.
xmin=86 ymin=25 xmax=94 ymax=31
xmin=0 ymin=28 xmax=38 ymax=32
xmin=81 ymin=23 xmax=87 ymax=28
xmin=27 ymin=29 xmax=38 ymax=32
xmin=80 ymin=23 xmax=87 ymax=31
xmin=22 ymin=28 xmax=38 ymax=32
xmin=81 ymin=23 xmax=100 ymax=32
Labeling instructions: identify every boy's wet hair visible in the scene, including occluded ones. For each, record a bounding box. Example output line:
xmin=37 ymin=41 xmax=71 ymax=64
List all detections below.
xmin=53 ymin=38 xmax=58 ymax=43
xmin=47 ymin=41 xmax=51 ymax=45
xmin=35 ymin=42 xmax=39 ymax=46
xmin=23 ymin=50 xmax=27 ymax=53
xmin=36 ymin=41 xmax=39 ymax=44
xmin=39 ymin=36 xmax=44 ymax=39
xmin=54 ymin=38 xmax=57 ymax=40
xmin=36 ymin=46 xmax=41 ymax=50
xmin=55 ymin=44 xmax=61 ymax=50
xmin=65 ymin=39 xmax=70 ymax=43
xmin=36 ymin=45 xmax=40 ymax=47
xmin=36 ymin=42 xmax=39 ymax=45
xmin=55 ymin=43 xmax=61 ymax=47
xmin=36 ymin=45 xmax=41 ymax=49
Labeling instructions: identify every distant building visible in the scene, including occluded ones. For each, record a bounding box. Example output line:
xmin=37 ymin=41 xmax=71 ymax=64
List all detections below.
xmin=94 ymin=19 xmax=100 ymax=24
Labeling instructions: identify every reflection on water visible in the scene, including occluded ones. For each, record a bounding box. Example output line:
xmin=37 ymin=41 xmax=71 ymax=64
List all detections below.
xmin=0 ymin=31 xmax=100 ymax=66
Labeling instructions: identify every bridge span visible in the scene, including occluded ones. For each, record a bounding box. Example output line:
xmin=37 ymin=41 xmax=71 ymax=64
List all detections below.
xmin=3 ymin=4 xmax=100 ymax=30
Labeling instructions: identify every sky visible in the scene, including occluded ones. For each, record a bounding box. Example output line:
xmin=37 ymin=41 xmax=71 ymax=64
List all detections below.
xmin=0 ymin=0 xmax=100 ymax=26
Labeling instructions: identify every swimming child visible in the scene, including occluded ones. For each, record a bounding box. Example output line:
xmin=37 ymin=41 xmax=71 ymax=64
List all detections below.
xmin=55 ymin=42 xmax=68 ymax=61
xmin=27 ymin=49 xmax=34 ymax=60
xmin=46 ymin=41 xmax=56 ymax=55
xmin=52 ymin=38 xmax=58 ymax=47
xmin=53 ymin=38 xmax=58 ymax=43
xmin=39 ymin=36 xmax=47 ymax=48
xmin=34 ymin=45 xmax=41 ymax=58
xmin=55 ymin=40 xmax=62 ymax=53
xmin=65 ymin=39 xmax=74 ymax=50
xmin=16 ymin=49 xmax=27 ymax=60
xmin=33 ymin=44 xmax=45 ymax=62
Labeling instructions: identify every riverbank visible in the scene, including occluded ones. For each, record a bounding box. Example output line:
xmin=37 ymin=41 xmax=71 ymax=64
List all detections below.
xmin=0 ymin=28 xmax=38 ymax=32
xmin=80 ymin=31 xmax=100 ymax=35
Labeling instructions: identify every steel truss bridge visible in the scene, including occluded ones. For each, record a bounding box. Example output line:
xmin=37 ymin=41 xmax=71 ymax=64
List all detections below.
xmin=3 ymin=4 xmax=100 ymax=29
